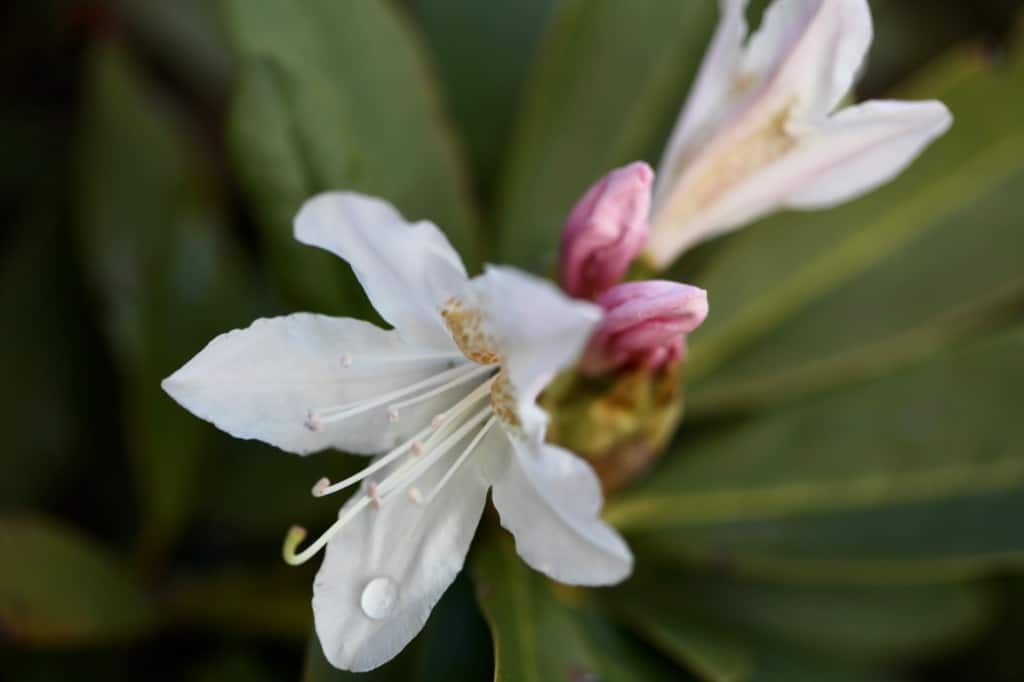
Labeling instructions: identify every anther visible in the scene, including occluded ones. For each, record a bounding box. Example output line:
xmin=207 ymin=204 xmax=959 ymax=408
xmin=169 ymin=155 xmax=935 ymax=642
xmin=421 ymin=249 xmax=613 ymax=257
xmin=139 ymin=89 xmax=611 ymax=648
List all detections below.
xmin=304 ymin=410 xmax=323 ymax=432
xmin=431 ymin=413 xmax=447 ymax=428
xmin=408 ymin=487 xmax=423 ymax=505
xmin=368 ymin=481 xmax=382 ymax=509
xmin=282 ymin=525 xmax=308 ymax=565
xmin=311 ymin=477 xmax=330 ymax=497
xmin=281 ymin=495 xmax=373 ymax=566
xmin=340 ymin=353 xmax=353 ymax=368
xmin=411 ymin=441 xmax=426 ymax=457
xmin=387 ymin=407 xmax=400 ymax=424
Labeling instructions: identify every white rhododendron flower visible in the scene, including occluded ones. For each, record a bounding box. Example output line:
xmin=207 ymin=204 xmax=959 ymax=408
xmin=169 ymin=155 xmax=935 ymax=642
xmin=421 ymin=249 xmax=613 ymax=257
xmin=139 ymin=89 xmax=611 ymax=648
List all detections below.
xmin=162 ymin=192 xmax=632 ymax=671
xmin=644 ymin=0 xmax=953 ymax=267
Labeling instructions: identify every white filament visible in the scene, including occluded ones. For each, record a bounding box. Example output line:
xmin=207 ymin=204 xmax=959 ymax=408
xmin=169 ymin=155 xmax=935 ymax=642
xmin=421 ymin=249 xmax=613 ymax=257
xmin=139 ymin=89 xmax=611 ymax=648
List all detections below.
xmin=424 ymin=416 xmax=497 ymax=505
xmin=313 ymin=378 xmax=494 ymax=498
xmin=308 ymin=362 xmax=482 ymax=426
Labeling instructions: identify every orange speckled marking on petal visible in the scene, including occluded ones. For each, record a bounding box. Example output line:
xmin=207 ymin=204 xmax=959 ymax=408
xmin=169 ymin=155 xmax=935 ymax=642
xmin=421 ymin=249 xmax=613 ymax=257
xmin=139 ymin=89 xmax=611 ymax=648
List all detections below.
xmin=489 ymin=371 xmax=520 ymax=428
xmin=441 ymin=298 xmax=501 ymax=365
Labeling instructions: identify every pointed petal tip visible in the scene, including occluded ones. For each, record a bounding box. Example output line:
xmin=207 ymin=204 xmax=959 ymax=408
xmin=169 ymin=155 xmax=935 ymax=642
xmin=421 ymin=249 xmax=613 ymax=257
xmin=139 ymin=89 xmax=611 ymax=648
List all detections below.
xmin=160 ymin=367 xmax=189 ymax=402
xmin=927 ymin=99 xmax=954 ymax=133
xmin=293 ymin=190 xmax=353 ymax=245
xmin=293 ymin=191 xmax=402 ymax=247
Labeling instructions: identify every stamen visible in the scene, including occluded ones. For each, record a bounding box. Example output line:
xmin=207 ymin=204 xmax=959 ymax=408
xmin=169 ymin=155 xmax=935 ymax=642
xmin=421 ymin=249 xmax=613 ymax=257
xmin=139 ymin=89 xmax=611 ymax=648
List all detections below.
xmin=284 ymin=390 xmax=497 ymax=566
xmin=311 ymin=377 xmax=496 ymax=499
xmin=399 ymin=378 xmax=494 ymax=461
xmin=310 ymin=363 xmax=481 ymax=426
xmin=408 ymin=487 xmax=423 ymax=504
xmin=425 ymin=417 xmax=497 ymax=504
xmin=377 ymin=406 xmax=492 ymax=499
xmin=340 ymin=353 xmax=353 ymax=368
xmin=304 ymin=410 xmax=323 ymax=432
xmin=431 ymin=413 xmax=446 ymax=428
xmin=282 ymin=494 xmax=372 ymax=566
xmin=314 ymin=422 xmax=435 ymax=498
xmin=387 ymin=407 xmax=400 ymax=424
xmin=333 ymin=350 xmax=464 ymax=369
xmin=312 ymin=477 xmax=330 ymax=497
xmin=385 ymin=363 xmax=495 ymax=417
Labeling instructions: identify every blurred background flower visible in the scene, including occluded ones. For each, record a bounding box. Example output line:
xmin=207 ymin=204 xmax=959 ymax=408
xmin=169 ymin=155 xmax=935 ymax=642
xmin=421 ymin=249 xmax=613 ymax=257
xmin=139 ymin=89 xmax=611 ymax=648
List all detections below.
xmin=2 ymin=1 xmax=1024 ymax=681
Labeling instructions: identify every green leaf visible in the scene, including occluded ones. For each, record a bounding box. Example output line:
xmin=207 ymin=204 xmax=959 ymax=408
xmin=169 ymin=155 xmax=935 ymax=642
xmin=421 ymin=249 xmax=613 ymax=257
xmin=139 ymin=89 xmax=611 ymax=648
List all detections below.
xmin=113 ymin=0 xmax=234 ymax=99
xmin=224 ymin=0 xmax=479 ymax=278
xmin=0 ymin=516 xmax=153 ymax=644
xmin=165 ymin=567 xmax=312 ymax=641
xmin=404 ymin=0 xmax=555 ymax=195
xmin=939 ymin=578 xmax=1024 ymax=682
xmin=608 ymin=325 xmax=1024 ymax=583
xmin=627 ymin=614 xmax=906 ymax=682
xmin=301 ymin=573 xmax=491 ymax=681
xmin=0 ymin=216 xmax=87 ymax=507
xmin=228 ymin=60 xmax=370 ymax=316
xmin=494 ymin=0 xmax=718 ymax=271
xmin=685 ymin=35 xmax=1024 ymax=413
xmin=76 ymin=42 xmax=259 ymax=560
xmin=616 ymin=610 xmax=754 ymax=682
xmin=610 ymin=566 xmax=990 ymax=670
xmin=472 ymin=534 xmax=690 ymax=682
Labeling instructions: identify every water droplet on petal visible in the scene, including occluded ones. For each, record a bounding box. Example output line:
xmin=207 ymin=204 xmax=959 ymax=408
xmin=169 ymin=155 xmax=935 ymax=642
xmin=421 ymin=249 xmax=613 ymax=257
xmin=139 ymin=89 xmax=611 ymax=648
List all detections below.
xmin=360 ymin=577 xmax=398 ymax=620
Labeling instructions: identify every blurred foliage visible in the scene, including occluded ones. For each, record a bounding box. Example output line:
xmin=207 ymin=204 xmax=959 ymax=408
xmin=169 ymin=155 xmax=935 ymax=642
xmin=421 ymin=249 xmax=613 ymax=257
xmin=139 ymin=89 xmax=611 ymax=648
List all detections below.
xmin=2 ymin=0 xmax=1023 ymax=680
xmin=472 ymin=534 xmax=687 ymax=682
xmin=610 ymin=326 xmax=1024 ymax=581
xmin=77 ymin=41 xmax=260 ymax=562
xmin=0 ymin=516 xmax=154 ymax=643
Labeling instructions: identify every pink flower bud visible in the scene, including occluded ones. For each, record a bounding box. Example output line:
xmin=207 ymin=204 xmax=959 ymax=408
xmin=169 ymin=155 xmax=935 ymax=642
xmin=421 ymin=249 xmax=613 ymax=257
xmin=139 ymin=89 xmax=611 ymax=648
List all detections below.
xmin=581 ymin=280 xmax=708 ymax=376
xmin=560 ymin=162 xmax=654 ymax=300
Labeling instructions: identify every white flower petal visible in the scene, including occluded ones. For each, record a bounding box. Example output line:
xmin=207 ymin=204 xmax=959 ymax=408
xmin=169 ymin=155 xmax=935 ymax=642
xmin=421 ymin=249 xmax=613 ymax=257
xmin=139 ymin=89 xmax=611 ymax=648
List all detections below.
xmin=654 ymin=0 xmax=749 ymax=202
xmin=489 ymin=436 xmax=633 ymax=586
xmin=162 ymin=313 xmax=469 ymax=455
xmin=648 ymin=98 xmax=950 ymax=262
xmin=742 ymin=0 xmax=872 ymax=118
xmin=294 ymin=192 xmax=469 ymax=348
xmin=783 ymin=99 xmax=953 ymax=207
xmin=709 ymin=98 xmax=952 ymax=224
xmin=471 ymin=266 xmax=600 ymax=435
xmin=312 ymin=445 xmax=490 ymax=671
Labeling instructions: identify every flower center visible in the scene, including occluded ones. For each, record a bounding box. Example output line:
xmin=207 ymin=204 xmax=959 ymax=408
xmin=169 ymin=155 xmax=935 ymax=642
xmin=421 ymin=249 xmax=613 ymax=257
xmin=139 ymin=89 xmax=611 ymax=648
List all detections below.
xmin=284 ymin=299 xmax=524 ymax=568
xmin=286 ymin=376 xmax=499 ymax=566
xmin=489 ymin=371 xmax=520 ymax=428
xmin=440 ymin=297 xmax=521 ymax=430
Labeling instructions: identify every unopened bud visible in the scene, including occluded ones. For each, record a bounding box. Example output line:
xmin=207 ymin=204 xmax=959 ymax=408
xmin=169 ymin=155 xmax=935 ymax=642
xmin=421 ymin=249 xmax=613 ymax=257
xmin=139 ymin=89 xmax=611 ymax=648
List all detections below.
xmin=560 ymin=162 xmax=654 ymax=300
xmin=581 ymin=280 xmax=708 ymax=376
